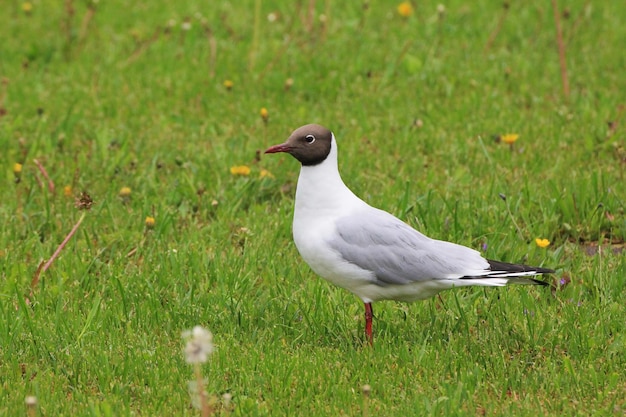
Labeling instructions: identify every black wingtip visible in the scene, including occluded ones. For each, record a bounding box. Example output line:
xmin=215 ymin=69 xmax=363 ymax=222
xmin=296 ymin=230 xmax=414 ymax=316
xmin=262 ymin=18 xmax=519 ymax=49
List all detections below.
xmin=487 ymin=259 xmax=555 ymax=275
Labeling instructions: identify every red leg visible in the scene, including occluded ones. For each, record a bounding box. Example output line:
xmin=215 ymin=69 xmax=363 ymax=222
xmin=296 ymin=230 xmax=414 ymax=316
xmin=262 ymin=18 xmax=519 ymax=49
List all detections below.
xmin=364 ymin=302 xmax=374 ymax=346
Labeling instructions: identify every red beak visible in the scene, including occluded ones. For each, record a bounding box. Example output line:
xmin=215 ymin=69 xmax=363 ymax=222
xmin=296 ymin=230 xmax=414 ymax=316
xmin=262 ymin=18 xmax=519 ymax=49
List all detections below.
xmin=264 ymin=143 xmax=291 ymax=154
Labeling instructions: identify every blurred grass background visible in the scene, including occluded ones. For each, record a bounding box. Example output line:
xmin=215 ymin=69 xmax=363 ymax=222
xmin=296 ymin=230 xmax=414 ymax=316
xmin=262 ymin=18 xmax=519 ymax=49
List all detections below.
xmin=1 ymin=0 xmax=625 ymax=415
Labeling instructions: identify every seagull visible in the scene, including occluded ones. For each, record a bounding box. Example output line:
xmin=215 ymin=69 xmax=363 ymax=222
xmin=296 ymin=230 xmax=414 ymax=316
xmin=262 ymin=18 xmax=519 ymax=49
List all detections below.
xmin=265 ymin=124 xmax=554 ymax=344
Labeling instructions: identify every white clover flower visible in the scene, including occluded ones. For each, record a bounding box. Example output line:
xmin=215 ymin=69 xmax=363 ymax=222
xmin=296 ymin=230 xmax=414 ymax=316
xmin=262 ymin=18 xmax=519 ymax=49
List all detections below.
xmin=182 ymin=325 xmax=214 ymax=364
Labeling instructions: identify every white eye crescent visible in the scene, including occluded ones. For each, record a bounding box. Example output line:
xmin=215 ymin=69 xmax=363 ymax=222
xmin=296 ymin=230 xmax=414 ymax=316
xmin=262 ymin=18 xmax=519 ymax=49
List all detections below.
xmin=305 ymin=134 xmax=316 ymax=144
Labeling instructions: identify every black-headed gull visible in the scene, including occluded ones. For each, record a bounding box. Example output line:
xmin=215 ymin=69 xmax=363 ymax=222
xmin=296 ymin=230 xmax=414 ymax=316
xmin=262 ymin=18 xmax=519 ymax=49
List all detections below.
xmin=265 ymin=124 xmax=553 ymax=344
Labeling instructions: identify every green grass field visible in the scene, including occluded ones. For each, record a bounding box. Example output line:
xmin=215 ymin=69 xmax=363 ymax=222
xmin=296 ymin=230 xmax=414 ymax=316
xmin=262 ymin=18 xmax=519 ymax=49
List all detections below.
xmin=2 ymin=0 xmax=625 ymax=415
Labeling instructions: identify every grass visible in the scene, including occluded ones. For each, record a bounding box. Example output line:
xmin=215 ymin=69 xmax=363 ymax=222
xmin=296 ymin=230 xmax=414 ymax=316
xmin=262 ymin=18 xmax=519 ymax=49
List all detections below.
xmin=1 ymin=0 xmax=625 ymax=415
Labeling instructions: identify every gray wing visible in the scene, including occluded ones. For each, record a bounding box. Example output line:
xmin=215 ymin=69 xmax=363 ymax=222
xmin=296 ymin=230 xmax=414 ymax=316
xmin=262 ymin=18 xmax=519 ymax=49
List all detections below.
xmin=328 ymin=207 xmax=489 ymax=285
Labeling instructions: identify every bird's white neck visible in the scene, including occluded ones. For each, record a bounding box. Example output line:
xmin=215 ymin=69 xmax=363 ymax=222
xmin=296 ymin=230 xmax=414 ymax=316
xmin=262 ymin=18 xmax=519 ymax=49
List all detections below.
xmin=294 ymin=137 xmax=363 ymax=215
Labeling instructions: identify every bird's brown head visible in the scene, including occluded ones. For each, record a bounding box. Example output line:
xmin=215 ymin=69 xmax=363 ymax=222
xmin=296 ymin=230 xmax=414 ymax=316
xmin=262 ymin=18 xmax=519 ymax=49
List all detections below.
xmin=264 ymin=124 xmax=333 ymax=166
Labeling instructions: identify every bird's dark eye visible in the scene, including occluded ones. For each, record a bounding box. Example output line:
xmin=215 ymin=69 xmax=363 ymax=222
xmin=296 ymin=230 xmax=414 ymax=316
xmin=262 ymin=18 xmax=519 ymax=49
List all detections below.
xmin=304 ymin=134 xmax=316 ymax=144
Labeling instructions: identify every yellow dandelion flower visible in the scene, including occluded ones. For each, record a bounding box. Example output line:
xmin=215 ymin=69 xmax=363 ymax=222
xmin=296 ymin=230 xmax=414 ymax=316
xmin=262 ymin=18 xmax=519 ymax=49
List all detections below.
xmin=535 ymin=238 xmax=550 ymax=248
xmin=223 ymin=80 xmax=233 ymax=90
xmin=230 ymin=165 xmax=251 ymax=176
xmin=119 ymin=186 xmax=132 ymax=197
xmin=397 ymin=2 xmax=413 ymax=17
xmin=22 ymin=2 xmax=33 ymax=13
xmin=13 ymin=163 xmax=24 ymax=184
xmin=145 ymin=216 xmax=156 ymax=229
xmin=259 ymin=168 xmax=274 ymax=179
xmin=501 ymin=134 xmax=519 ymax=145
xmin=63 ymin=185 xmax=72 ymax=197
xmin=260 ymin=107 xmax=269 ymax=121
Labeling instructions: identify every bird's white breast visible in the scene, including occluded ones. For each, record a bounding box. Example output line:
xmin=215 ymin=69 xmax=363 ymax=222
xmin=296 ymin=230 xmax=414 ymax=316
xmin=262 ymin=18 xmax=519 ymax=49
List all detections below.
xmin=291 ymin=159 xmax=376 ymax=295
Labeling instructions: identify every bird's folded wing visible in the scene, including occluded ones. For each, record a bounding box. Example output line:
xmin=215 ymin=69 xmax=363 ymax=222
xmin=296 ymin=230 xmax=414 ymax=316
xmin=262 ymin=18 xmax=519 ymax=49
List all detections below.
xmin=328 ymin=207 xmax=490 ymax=286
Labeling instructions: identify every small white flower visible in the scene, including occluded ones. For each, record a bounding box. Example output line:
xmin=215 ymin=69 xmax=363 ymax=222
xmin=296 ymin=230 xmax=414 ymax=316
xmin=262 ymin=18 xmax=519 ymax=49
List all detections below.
xmin=267 ymin=12 xmax=278 ymax=22
xmin=182 ymin=326 xmax=214 ymax=364
xmin=25 ymin=396 xmax=37 ymax=406
xmin=181 ymin=21 xmax=192 ymax=31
